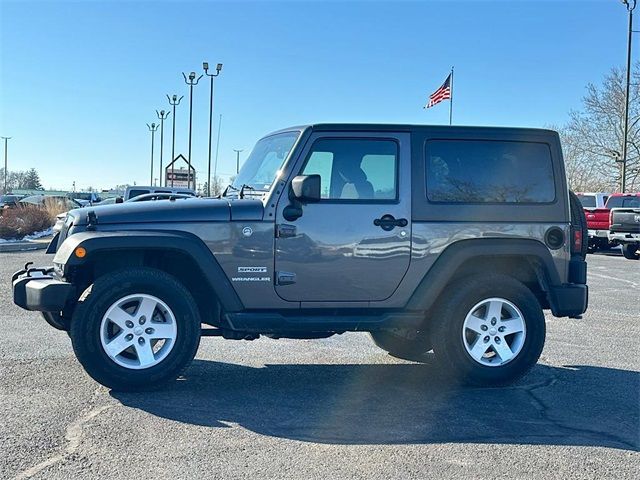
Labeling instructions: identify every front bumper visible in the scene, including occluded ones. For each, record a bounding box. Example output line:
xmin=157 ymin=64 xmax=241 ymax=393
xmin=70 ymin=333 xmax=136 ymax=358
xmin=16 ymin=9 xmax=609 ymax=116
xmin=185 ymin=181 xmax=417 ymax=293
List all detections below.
xmin=608 ymin=232 xmax=640 ymax=244
xmin=12 ymin=264 xmax=73 ymax=312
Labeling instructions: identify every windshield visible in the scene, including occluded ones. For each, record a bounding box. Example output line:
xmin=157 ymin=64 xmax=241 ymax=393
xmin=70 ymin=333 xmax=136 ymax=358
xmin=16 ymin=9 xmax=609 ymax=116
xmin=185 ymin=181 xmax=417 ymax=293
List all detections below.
xmin=231 ymin=132 xmax=299 ymax=192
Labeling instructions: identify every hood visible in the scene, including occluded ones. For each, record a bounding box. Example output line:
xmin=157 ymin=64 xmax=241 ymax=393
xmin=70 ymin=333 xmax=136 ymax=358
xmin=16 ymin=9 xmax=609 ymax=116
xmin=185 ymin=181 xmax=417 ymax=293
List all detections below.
xmin=69 ymin=198 xmax=264 ymax=226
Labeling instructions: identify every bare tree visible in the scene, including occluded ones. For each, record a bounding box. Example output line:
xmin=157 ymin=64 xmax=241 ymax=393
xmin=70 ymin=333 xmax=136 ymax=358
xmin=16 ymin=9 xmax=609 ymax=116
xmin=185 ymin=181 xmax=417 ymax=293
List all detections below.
xmin=561 ymin=64 xmax=639 ymax=192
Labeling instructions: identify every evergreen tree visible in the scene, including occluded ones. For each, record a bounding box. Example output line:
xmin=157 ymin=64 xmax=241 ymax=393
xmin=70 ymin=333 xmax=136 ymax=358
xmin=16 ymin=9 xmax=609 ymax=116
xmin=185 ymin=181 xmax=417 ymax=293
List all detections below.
xmin=23 ymin=168 xmax=43 ymax=190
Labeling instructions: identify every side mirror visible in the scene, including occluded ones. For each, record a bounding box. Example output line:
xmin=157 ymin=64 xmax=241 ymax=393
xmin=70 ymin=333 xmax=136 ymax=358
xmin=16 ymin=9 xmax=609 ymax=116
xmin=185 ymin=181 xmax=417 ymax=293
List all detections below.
xmin=291 ymin=175 xmax=321 ymax=203
xmin=115 ymin=197 xmax=124 ymax=204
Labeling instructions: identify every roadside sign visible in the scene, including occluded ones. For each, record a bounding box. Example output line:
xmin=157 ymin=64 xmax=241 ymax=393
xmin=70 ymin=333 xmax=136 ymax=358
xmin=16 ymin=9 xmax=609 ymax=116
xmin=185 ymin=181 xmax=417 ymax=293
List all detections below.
xmin=165 ymin=154 xmax=195 ymax=188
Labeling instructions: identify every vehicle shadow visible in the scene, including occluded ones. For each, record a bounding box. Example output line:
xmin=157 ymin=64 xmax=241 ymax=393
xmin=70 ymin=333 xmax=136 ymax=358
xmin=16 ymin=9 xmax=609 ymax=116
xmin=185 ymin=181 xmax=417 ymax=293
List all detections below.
xmin=591 ymin=247 xmax=623 ymax=257
xmin=111 ymin=359 xmax=639 ymax=450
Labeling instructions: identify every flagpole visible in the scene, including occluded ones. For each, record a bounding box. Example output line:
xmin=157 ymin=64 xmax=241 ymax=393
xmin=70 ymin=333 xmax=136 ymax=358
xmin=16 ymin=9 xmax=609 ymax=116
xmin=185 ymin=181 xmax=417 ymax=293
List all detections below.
xmin=449 ymin=66 xmax=454 ymax=126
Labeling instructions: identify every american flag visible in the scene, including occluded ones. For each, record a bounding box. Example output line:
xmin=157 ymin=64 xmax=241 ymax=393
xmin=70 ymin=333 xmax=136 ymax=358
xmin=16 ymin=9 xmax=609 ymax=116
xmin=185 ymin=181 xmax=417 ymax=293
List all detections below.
xmin=425 ymin=73 xmax=452 ymax=108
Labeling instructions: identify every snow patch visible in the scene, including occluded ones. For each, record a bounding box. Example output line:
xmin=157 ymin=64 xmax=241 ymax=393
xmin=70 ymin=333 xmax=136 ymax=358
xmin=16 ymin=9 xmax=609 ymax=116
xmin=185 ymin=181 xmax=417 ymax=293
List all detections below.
xmin=0 ymin=227 xmax=53 ymax=243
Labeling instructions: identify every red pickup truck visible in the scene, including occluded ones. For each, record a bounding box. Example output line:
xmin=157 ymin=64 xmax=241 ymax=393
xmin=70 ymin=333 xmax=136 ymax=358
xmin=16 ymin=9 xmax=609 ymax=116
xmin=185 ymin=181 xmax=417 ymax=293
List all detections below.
xmin=577 ymin=192 xmax=611 ymax=251
xmin=578 ymin=192 xmax=640 ymax=252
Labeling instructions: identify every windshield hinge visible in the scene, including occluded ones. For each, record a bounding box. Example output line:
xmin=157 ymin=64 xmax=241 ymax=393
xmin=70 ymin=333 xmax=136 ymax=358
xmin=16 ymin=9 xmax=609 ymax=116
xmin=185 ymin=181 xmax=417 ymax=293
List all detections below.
xmin=276 ymin=271 xmax=296 ymax=286
xmin=86 ymin=210 xmax=98 ymax=231
xmin=276 ymin=224 xmax=297 ymax=238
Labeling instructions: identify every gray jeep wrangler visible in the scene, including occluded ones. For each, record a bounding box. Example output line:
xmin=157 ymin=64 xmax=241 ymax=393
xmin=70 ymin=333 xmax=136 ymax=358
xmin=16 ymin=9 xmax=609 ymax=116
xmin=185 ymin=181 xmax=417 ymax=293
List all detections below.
xmin=12 ymin=124 xmax=588 ymax=391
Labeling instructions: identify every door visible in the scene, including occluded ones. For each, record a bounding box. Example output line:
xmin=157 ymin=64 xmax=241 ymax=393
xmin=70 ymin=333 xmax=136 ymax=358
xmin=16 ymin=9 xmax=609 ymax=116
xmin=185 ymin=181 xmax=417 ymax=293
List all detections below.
xmin=274 ymin=132 xmax=411 ymax=302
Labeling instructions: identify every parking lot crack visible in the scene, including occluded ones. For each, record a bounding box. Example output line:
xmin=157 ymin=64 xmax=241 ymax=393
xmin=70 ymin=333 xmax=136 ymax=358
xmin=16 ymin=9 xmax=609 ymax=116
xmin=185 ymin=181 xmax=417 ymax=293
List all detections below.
xmin=522 ymin=371 xmax=638 ymax=451
xmin=13 ymin=392 xmax=116 ymax=480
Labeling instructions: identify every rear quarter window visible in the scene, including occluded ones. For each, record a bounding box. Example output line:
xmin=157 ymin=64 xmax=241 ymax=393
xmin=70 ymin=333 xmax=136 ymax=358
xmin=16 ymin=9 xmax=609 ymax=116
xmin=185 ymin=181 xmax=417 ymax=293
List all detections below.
xmin=578 ymin=195 xmax=596 ymax=208
xmin=425 ymin=140 xmax=556 ymax=203
xmin=128 ymin=189 xmax=150 ymax=199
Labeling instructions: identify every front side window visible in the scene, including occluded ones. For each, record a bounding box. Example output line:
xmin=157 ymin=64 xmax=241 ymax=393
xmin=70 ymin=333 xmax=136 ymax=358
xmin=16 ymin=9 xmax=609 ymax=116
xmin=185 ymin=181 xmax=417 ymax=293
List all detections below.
xmin=426 ymin=140 xmax=556 ymax=203
xmin=232 ymin=132 xmax=300 ymax=192
xmin=301 ymin=138 xmax=398 ymax=201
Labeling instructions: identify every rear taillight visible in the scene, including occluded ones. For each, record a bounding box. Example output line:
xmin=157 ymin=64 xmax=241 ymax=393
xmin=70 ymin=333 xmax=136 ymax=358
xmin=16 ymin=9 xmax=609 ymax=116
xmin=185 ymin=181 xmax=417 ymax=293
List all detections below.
xmin=609 ymin=210 xmax=614 ymax=226
xmin=572 ymin=229 xmax=583 ymax=254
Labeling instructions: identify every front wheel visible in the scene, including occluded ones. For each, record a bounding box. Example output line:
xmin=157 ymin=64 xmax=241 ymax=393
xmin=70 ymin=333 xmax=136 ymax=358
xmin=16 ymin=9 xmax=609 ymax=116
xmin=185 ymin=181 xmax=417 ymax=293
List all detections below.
xmin=622 ymin=244 xmax=640 ymax=260
xmin=70 ymin=268 xmax=201 ymax=391
xmin=431 ymin=274 xmax=545 ymax=386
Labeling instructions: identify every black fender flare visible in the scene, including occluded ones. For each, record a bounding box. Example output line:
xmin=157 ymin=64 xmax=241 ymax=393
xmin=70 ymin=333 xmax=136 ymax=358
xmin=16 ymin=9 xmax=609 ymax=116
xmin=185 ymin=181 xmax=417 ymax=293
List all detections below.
xmin=53 ymin=230 xmax=243 ymax=312
xmin=406 ymin=238 xmax=562 ymax=311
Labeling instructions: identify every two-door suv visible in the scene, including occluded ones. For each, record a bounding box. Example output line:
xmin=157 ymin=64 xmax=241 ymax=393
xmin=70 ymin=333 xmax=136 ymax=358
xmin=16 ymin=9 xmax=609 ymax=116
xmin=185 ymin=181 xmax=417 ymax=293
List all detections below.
xmin=12 ymin=124 xmax=588 ymax=391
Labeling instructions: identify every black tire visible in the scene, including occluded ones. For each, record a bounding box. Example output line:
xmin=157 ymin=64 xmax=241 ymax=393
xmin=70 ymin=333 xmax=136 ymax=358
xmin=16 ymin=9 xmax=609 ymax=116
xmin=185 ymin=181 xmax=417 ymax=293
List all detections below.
xmin=70 ymin=267 xmax=201 ymax=391
xmin=569 ymin=190 xmax=588 ymax=259
xmin=370 ymin=329 xmax=432 ymax=361
xmin=41 ymin=312 xmax=69 ymax=331
xmin=622 ymin=244 xmax=640 ymax=260
xmin=431 ymin=274 xmax=546 ymax=386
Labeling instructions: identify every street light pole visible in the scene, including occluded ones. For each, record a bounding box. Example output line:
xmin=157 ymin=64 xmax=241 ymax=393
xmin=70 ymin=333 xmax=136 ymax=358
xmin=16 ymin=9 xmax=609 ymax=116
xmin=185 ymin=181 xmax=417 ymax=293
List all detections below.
xmin=214 ymin=114 xmax=223 ymax=191
xmin=203 ymin=62 xmax=222 ymax=197
xmin=156 ymin=110 xmax=170 ymax=187
xmin=621 ymin=0 xmax=636 ymax=193
xmin=167 ymin=94 xmax=183 ymax=187
xmin=234 ymin=149 xmax=244 ymax=174
xmin=182 ymin=71 xmax=203 ymax=190
xmin=1 ymin=136 xmax=11 ymax=194
xmin=147 ymin=123 xmax=158 ymax=185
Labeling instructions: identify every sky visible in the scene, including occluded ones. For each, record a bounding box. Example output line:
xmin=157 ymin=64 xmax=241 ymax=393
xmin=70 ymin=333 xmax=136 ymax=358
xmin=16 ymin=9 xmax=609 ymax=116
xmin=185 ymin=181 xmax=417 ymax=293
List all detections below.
xmin=0 ymin=0 xmax=633 ymax=191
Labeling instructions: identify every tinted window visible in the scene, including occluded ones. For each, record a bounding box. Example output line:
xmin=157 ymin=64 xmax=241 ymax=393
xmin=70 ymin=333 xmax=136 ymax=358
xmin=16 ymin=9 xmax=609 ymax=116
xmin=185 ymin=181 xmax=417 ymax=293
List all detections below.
xmin=426 ymin=140 xmax=555 ymax=203
xmin=578 ymin=195 xmax=596 ymax=208
xmin=606 ymin=196 xmax=640 ymax=208
xmin=302 ymin=138 xmax=397 ymax=200
xmin=128 ymin=189 xmax=150 ymax=199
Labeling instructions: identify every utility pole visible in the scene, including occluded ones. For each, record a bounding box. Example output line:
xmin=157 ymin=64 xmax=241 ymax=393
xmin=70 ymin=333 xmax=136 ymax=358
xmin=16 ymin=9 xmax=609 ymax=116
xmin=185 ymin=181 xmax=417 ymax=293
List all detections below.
xmin=1 ymin=136 xmax=11 ymax=194
xmin=182 ymin=71 xmax=203 ymax=190
xmin=167 ymin=94 xmax=183 ymax=187
xmin=203 ymin=62 xmax=222 ymax=196
xmin=234 ymin=149 xmax=244 ymax=174
xmin=621 ymin=0 xmax=636 ymax=193
xmin=147 ymin=123 xmax=158 ymax=185
xmin=156 ymin=109 xmax=170 ymax=187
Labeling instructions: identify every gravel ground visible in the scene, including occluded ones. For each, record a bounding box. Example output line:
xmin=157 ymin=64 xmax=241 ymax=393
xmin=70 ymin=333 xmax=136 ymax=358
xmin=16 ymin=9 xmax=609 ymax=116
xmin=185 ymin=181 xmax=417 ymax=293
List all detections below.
xmin=1 ymin=249 xmax=638 ymax=479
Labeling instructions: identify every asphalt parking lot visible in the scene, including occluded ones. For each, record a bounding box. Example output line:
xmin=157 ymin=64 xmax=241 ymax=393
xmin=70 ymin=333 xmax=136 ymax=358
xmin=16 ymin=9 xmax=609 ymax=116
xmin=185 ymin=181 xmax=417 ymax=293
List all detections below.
xmin=1 ymin=249 xmax=638 ymax=479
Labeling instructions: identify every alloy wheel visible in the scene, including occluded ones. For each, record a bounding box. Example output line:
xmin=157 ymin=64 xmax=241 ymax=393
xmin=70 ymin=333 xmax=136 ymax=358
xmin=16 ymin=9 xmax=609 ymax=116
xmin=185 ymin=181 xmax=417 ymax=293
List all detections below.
xmin=461 ymin=297 xmax=527 ymax=367
xmin=99 ymin=293 xmax=177 ymax=370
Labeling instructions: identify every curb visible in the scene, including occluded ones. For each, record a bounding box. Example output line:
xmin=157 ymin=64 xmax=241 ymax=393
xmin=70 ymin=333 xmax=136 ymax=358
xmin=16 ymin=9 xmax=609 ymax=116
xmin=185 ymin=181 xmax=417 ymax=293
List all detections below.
xmin=0 ymin=238 xmax=51 ymax=253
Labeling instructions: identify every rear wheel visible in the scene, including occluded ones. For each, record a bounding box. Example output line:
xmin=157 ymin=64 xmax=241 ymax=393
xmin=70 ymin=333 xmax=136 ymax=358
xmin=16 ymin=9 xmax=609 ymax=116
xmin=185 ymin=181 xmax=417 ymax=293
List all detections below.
xmin=432 ymin=274 xmax=545 ymax=386
xmin=70 ymin=268 xmax=201 ymax=391
xmin=622 ymin=244 xmax=640 ymax=260
xmin=370 ymin=329 xmax=432 ymax=361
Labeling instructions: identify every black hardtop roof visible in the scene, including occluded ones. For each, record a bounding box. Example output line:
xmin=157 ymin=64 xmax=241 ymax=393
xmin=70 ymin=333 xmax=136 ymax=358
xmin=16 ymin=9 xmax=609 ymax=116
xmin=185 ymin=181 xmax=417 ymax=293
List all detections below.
xmin=269 ymin=123 xmax=558 ymax=136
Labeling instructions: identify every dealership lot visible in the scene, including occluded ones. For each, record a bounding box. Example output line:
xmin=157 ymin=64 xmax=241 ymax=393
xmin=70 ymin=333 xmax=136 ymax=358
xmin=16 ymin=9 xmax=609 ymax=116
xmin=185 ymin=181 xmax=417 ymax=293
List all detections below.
xmin=1 ymin=249 xmax=638 ymax=479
